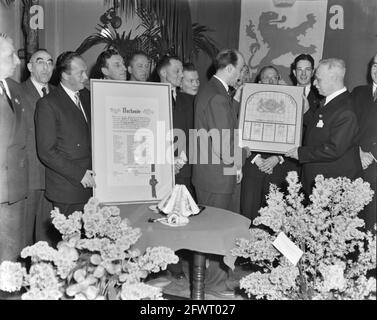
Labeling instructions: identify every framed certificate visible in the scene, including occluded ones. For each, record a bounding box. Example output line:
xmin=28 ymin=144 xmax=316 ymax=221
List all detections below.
xmin=239 ymin=83 xmax=304 ymax=154
xmin=91 ymin=79 xmax=175 ymax=204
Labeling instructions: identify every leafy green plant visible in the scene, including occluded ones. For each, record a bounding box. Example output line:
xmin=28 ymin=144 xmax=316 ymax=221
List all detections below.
xmin=76 ymin=2 xmax=218 ymax=65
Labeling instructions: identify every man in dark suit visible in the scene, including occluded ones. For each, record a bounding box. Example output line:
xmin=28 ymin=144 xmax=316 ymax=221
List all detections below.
xmin=35 ymin=51 xmax=95 ymax=224
xmin=21 ymin=49 xmax=54 ymax=246
xmin=351 ymin=53 xmax=377 ymax=233
xmin=0 ymin=34 xmax=28 ymax=267
xmin=157 ymin=56 xmax=197 ymax=280
xmin=193 ymin=49 xmax=245 ymax=211
xmin=157 ymin=56 xmax=196 ymax=198
xmin=292 ymin=54 xmax=322 ymax=112
xmin=241 ymin=66 xmax=299 ymax=221
xmin=193 ymin=49 xmax=247 ymax=297
xmin=286 ymin=58 xmax=362 ymax=195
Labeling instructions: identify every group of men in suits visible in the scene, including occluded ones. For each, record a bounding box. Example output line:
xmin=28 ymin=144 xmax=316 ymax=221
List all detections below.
xmin=0 ymin=34 xmax=96 ymax=269
xmin=1 ymin=30 xmax=375 ymax=298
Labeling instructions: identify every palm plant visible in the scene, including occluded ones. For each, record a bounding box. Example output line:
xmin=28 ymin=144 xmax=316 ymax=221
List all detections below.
xmin=76 ymin=0 xmax=218 ymax=65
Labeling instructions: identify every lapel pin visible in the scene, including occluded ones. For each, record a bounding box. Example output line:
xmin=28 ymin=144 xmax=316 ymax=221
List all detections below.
xmin=316 ymin=119 xmax=324 ymax=128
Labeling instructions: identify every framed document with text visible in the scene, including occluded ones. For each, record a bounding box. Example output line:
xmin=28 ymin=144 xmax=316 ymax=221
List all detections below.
xmin=239 ymin=83 xmax=304 ymax=154
xmin=91 ymin=79 xmax=175 ymax=204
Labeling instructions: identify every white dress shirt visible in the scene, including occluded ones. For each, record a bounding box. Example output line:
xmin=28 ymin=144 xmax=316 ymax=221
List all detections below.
xmin=0 ymin=79 xmax=11 ymax=98
xmin=31 ymin=77 xmax=48 ymax=97
xmin=213 ymin=75 xmax=229 ymax=93
xmin=60 ymin=82 xmax=87 ymax=121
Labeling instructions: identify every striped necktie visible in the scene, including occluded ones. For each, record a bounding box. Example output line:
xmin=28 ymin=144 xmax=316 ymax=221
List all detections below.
xmin=74 ymin=92 xmax=88 ymax=122
xmin=373 ymin=89 xmax=377 ymax=102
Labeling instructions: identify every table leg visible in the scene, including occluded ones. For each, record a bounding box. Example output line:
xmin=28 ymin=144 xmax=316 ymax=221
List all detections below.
xmin=192 ymin=251 xmax=206 ymax=300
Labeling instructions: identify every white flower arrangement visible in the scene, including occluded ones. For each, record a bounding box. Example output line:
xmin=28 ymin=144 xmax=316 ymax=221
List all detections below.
xmin=0 ymin=198 xmax=178 ymax=300
xmin=232 ymin=172 xmax=376 ymax=300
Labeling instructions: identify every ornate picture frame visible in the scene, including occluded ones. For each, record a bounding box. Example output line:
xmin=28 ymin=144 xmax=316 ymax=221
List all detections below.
xmin=239 ymin=83 xmax=304 ymax=154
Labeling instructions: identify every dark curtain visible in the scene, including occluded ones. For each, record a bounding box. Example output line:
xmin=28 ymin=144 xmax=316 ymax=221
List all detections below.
xmin=322 ymin=0 xmax=377 ymax=90
xmin=189 ymin=0 xmax=241 ymax=85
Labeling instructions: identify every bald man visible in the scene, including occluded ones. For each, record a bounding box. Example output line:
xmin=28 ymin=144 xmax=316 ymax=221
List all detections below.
xmin=286 ymin=58 xmax=362 ymax=194
xmin=21 ymin=49 xmax=54 ymax=245
xmin=0 ymin=35 xmax=28 ymax=267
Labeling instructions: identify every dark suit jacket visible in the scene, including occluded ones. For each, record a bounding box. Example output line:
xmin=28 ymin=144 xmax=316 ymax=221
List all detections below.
xmin=173 ymin=91 xmax=194 ymax=179
xmin=298 ymin=91 xmax=362 ymax=194
xmin=303 ymin=85 xmax=323 ymax=132
xmin=21 ymin=78 xmax=54 ymax=190
xmin=352 ymin=85 xmax=377 ymax=159
xmin=192 ymin=77 xmax=241 ymax=194
xmin=0 ymin=78 xmax=28 ymax=204
xmin=35 ymin=84 xmax=92 ymax=204
xmin=351 ymin=84 xmax=377 ymax=230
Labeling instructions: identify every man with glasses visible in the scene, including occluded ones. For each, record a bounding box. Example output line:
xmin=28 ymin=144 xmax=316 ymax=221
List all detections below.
xmin=21 ymin=49 xmax=54 ymax=246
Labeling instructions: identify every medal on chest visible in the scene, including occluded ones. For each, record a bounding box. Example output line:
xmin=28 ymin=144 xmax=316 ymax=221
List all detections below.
xmin=316 ymin=114 xmax=324 ymax=128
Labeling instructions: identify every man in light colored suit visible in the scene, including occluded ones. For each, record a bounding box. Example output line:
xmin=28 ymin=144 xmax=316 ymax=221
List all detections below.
xmin=0 ymin=34 xmax=28 ymax=268
xmin=21 ymin=49 xmax=54 ymax=245
xmin=192 ymin=49 xmax=247 ymax=297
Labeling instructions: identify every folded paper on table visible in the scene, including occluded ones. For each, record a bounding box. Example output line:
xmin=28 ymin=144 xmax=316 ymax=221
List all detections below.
xmin=157 ymin=184 xmax=200 ymax=217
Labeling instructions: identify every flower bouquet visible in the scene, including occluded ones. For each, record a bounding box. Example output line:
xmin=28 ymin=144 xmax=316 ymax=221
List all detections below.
xmin=0 ymin=198 xmax=178 ymax=300
xmin=232 ymin=172 xmax=376 ymax=300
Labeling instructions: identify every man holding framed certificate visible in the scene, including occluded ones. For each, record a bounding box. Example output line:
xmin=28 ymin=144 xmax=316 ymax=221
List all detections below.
xmin=285 ymin=58 xmax=361 ymax=195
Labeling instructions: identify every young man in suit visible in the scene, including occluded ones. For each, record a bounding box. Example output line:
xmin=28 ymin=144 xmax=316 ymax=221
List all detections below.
xmin=21 ymin=49 xmax=54 ymax=246
xmin=292 ymin=54 xmax=322 ymax=110
xmin=0 ymin=34 xmax=28 ymax=267
xmin=35 ymin=52 xmax=95 ymax=225
xmin=286 ymin=58 xmax=362 ymax=195
xmin=193 ymin=49 xmax=247 ymax=297
xmin=351 ymin=53 xmax=377 ymax=233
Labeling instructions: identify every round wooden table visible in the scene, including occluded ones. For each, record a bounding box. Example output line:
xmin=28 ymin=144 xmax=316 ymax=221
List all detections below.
xmin=119 ymin=203 xmax=251 ymax=300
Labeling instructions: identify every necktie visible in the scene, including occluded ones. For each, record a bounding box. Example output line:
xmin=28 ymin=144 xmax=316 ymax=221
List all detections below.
xmin=42 ymin=86 xmax=48 ymax=97
xmin=74 ymin=92 xmax=87 ymax=122
xmin=0 ymin=80 xmax=14 ymax=112
xmin=373 ymin=89 xmax=377 ymax=102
